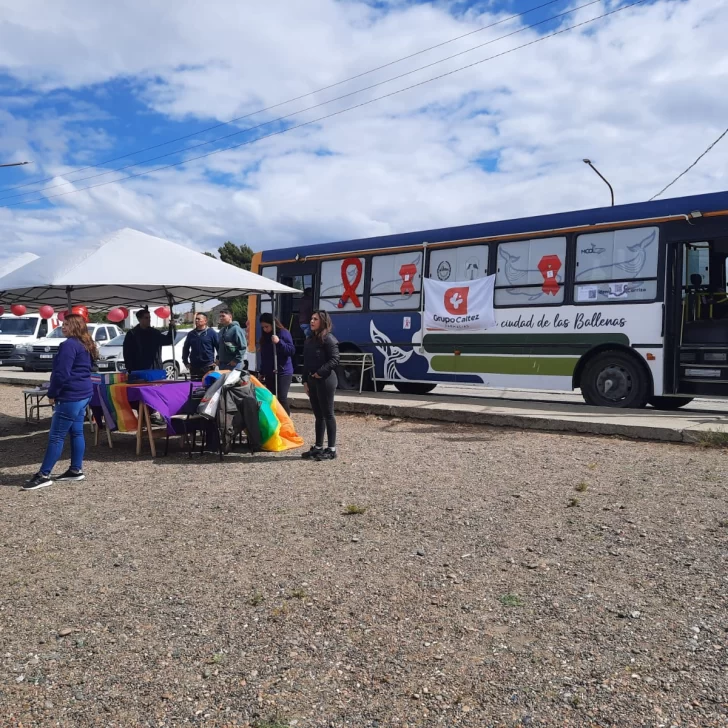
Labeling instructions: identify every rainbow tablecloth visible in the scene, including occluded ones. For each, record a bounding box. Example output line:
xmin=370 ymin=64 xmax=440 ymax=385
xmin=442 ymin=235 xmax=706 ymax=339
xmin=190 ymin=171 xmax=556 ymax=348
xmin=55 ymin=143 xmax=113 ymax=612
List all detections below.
xmin=92 ymin=381 xmax=198 ymax=433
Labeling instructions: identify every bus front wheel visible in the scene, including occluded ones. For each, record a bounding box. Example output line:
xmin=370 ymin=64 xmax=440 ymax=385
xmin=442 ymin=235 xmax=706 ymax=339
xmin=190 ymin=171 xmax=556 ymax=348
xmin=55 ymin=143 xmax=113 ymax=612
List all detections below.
xmin=581 ymin=351 xmax=650 ymax=409
xmin=394 ymin=382 xmax=437 ymax=395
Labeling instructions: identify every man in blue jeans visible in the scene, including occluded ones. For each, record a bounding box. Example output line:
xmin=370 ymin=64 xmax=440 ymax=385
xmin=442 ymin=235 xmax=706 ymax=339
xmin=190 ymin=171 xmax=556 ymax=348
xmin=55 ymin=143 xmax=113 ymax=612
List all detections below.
xmin=24 ymin=314 xmax=94 ymax=491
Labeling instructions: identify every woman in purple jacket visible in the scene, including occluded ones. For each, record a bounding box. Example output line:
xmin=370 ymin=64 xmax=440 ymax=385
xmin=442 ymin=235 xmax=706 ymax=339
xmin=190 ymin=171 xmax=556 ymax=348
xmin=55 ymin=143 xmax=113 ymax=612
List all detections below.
xmin=23 ymin=314 xmax=97 ymax=491
xmin=258 ymin=313 xmax=296 ymax=414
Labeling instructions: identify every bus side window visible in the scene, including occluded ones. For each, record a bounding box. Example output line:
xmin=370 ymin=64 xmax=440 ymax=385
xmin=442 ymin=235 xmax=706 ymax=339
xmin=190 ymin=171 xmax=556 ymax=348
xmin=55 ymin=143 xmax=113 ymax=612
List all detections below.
xmin=369 ymin=252 xmax=423 ymax=310
xmin=259 ymin=266 xmax=278 ymax=316
xmin=495 ymin=237 xmax=566 ymax=306
xmin=319 ymin=258 xmax=364 ymax=312
xmin=428 ymin=245 xmax=488 ymax=281
xmin=574 ymin=227 xmax=659 ymax=304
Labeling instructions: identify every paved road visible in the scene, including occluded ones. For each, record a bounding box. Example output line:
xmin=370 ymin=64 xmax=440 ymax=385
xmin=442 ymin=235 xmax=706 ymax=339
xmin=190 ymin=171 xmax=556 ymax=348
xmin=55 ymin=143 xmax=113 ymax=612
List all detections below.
xmin=3 ymin=366 xmax=728 ymax=415
xmin=426 ymin=383 xmax=728 ymax=414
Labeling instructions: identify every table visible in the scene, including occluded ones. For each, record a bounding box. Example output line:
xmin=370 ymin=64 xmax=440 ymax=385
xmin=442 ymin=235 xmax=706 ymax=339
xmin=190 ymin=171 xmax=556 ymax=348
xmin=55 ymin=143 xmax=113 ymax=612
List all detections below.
xmin=22 ymin=388 xmax=53 ymax=423
xmin=91 ymin=380 xmax=204 ymax=457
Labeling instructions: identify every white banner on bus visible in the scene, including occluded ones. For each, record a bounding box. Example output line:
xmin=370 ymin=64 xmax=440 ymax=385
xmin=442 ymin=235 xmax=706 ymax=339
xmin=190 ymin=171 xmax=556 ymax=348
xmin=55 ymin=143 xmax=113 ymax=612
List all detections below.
xmin=423 ymin=275 xmax=496 ymax=331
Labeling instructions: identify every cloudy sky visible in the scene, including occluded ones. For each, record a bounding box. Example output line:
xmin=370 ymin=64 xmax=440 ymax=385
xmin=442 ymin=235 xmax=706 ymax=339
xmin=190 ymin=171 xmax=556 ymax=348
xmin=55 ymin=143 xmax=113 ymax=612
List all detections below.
xmin=0 ymin=0 xmax=725 ymax=266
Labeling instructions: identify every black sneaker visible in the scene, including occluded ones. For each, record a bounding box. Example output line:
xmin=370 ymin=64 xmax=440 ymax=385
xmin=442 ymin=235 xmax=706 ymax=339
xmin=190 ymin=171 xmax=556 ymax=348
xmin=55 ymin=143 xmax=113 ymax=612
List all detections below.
xmin=301 ymin=446 xmax=323 ymax=460
xmin=22 ymin=473 xmax=53 ymax=491
xmin=314 ymin=448 xmax=337 ymax=461
xmin=55 ymin=469 xmax=85 ymax=482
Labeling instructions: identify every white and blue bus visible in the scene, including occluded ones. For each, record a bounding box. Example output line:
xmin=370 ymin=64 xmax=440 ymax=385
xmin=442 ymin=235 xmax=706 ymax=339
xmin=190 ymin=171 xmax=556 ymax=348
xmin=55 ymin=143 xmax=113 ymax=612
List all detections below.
xmin=249 ymin=190 xmax=728 ymax=409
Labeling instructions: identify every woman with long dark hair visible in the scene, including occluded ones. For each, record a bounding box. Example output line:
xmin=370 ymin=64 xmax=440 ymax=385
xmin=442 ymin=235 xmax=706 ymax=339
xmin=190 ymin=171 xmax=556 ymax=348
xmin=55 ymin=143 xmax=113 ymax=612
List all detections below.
xmin=258 ymin=312 xmax=296 ymax=414
xmin=23 ymin=314 xmax=97 ymax=490
xmin=301 ymin=310 xmax=340 ymax=461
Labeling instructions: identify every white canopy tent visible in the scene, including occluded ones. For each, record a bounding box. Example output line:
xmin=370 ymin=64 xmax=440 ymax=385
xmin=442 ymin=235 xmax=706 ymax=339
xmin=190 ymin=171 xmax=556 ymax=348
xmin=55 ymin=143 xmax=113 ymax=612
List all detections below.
xmin=0 ymin=228 xmax=297 ymax=309
xmin=0 ymin=252 xmax=40 ymax=281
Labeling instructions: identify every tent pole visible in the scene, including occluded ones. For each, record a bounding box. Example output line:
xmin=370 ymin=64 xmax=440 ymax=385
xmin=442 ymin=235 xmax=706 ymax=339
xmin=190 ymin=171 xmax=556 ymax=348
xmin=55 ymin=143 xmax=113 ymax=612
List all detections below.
xmin=271 ymin=292 xmax=278 ymax=399
xmin=166 ymin=291 xmax=177 ymax=381
xmin=66 ymin=286 xmax=72 ymax=312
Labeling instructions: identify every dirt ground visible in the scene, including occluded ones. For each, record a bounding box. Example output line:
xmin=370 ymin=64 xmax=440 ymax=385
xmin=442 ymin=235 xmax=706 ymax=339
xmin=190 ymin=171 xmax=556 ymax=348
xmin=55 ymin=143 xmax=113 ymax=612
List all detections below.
xmin=0 ymin=383 xmax=726 ymax=728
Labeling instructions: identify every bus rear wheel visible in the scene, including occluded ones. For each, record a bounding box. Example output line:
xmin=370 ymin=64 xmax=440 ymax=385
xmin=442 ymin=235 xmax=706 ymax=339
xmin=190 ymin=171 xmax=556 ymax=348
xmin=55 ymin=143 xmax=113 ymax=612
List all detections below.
xmin=581 ymin=351 xmax=649 ymax=409
xmin=648 ymin=395 xmax=693 ymax=410
xmin=394 ymin=382 xmax=437 ymax=395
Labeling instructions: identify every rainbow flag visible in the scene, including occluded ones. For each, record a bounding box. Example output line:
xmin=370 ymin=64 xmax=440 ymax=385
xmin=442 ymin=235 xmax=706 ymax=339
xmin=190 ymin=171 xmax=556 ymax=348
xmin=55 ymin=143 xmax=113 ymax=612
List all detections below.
xmin=99 ymin=383 xmax=139 ymax=432
xmin=250 ymin=375 xmax=304 ymax=452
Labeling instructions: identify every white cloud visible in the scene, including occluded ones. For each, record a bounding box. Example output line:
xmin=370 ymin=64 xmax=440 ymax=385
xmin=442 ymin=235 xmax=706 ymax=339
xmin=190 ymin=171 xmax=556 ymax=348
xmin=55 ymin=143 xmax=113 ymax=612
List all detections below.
xmin=0 ymin=0 xmax=726 ymax=268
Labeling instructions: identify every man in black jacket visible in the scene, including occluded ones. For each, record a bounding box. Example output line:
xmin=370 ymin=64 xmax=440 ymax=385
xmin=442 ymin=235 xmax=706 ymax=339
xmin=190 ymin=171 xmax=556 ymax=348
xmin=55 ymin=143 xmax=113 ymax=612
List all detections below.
xmin=123 ymin=309 xmax=174 ymax=373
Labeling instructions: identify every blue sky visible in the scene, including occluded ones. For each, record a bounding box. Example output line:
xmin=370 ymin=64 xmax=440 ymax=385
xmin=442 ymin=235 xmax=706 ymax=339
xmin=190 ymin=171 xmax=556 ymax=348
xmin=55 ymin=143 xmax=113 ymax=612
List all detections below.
xmin=0 ymin=0 xmax=725 ymax=264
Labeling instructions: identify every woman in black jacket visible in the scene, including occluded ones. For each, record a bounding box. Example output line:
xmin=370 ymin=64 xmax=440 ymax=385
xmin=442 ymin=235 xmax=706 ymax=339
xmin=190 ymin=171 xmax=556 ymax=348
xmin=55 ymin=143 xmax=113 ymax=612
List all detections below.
xmin=301 ymin=310 xmax=340 ymax=461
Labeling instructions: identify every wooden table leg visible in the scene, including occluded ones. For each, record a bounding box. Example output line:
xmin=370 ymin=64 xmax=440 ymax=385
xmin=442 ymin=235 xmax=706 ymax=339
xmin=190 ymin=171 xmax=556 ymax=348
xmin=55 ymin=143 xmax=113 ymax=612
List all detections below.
xmin=136 ymin=403 xmax=144 ymax=455
xmin=143 ymin=403 xmax=157 ymax=458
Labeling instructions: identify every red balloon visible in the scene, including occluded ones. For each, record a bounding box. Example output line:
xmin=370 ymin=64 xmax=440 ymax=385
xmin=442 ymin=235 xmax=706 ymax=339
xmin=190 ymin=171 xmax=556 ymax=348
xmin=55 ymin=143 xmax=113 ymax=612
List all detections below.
xmin=119 ymin=307 xmax=129 ymax=319
xmin=58 ymin=310 xmax=66 ymax=322
xmin=107 ymin=307 xmax=125 ymax=323
xmin=154 ymin=306 xmax=171 ymax=319
xmin=10 ymin=304 xmax=26 ymax=316
xmin=0 ymin=306 xmax=4 ymax=316
xmin=39 ymin=305 xmax=55 ymax=320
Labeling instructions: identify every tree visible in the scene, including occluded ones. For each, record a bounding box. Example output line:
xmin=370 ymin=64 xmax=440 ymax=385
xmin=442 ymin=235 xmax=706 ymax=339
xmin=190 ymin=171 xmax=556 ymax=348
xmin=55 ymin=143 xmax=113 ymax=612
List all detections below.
xmin=219 ymin=241 xmax=253 ymax=269
xmin=206 ymin=241 xmax=254 ymax=324
xmin=88 ymin=310 xmax=109 ymax=324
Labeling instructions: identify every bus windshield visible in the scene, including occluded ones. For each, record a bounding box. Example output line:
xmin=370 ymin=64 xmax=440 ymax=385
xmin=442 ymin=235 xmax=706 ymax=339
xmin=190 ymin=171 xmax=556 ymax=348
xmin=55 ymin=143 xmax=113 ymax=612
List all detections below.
xmin=0 ymin=318 xmax=37 ymax=336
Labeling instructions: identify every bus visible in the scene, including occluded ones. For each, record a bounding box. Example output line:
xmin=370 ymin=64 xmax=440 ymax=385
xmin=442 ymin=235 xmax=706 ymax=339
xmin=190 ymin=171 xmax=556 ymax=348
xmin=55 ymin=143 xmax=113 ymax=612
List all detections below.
xmin=248 ymin=190 xmax=728 ymax=409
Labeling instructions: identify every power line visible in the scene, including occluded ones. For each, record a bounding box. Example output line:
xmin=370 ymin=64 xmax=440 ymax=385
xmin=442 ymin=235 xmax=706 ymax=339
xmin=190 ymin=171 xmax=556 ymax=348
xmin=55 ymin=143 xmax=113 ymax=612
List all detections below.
xmin=0 ymin=0 xmax=564 ymax=196
xmin=6 ymin=0 xmax=646 ymax=209
xmin=0 ymin=0 xmax=596 ymax=205
xmin=649 ymin=125 xmax=728 ymax=201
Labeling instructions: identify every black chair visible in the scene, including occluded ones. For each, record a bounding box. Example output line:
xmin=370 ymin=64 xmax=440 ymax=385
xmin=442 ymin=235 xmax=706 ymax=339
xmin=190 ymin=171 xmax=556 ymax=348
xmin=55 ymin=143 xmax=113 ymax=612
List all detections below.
xmin=164 ymin=380 xmax=209 ymax=457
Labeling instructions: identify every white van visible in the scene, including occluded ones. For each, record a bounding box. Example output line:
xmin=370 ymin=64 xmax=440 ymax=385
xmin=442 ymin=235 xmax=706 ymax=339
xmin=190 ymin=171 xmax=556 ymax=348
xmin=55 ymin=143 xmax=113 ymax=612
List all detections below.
xmin=0 ymin=313 xmax=60 ymax=367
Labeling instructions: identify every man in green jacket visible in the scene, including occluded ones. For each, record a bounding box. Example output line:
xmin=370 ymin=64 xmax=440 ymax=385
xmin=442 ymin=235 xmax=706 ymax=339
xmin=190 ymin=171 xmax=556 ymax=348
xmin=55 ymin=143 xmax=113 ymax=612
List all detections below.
xmin=217 ymin=308 xmax=248 ymax=370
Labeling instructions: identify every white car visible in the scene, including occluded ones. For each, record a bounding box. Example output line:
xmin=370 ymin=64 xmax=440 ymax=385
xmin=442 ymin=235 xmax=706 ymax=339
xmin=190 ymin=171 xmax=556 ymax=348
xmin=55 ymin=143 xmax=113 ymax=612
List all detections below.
xmin=22 ymin=323 xmax=122 ymax=372
xmin=97 ymin=330 xmax=191 ymax=379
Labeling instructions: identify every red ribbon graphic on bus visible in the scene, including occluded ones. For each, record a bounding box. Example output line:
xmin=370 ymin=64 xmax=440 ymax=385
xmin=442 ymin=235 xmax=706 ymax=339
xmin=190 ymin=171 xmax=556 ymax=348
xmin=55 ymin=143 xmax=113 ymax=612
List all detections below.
xmin=399 ymin=263 xmax=418 ymax=296
xmin=537 ymin=254 xmax=561 ymax=295
xmin=338 ymin=257 xmax=363 ymax=308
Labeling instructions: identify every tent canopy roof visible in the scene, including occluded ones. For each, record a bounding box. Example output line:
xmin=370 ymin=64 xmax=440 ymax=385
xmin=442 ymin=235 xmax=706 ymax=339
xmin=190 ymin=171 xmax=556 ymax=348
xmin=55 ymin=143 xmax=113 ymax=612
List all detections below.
xmin=0 ymin=252 xmax=40 ymax=279
xmin=0 ymin=228 xmax=296 ymax=309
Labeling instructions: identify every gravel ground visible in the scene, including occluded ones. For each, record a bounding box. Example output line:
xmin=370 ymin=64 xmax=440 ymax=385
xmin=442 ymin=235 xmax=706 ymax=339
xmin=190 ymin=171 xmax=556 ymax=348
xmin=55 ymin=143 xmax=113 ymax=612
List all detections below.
xmin=0 ymin=383 xmax=726 ymax=728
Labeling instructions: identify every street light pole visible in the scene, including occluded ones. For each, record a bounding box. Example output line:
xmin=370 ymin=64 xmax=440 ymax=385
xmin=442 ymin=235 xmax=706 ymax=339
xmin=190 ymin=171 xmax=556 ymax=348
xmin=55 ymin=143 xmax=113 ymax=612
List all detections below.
xmin=0 ymin=161 xmax=30 ymax=168
xmin=583 ymin=159 xmax=614 ymax=207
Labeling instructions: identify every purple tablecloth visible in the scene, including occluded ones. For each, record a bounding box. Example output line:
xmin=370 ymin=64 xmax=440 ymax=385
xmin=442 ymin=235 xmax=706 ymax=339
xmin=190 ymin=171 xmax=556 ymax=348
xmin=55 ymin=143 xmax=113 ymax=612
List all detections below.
xmin=91 ymin=381 xmax=202 ymax=434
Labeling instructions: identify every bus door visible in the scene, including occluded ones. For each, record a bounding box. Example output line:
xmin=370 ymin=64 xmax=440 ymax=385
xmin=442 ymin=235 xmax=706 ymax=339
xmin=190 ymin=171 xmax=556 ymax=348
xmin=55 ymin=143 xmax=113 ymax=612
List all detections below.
xmin=666 ymin=238 xmax=728 ymax=397
xmin=274 ymin=262 xmax=317 ymax=370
